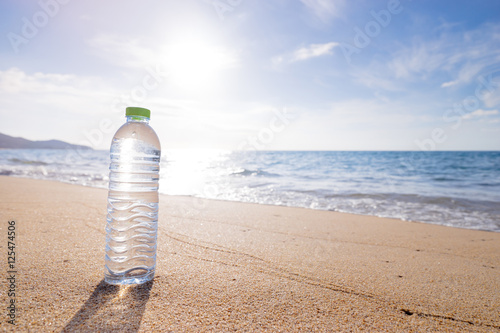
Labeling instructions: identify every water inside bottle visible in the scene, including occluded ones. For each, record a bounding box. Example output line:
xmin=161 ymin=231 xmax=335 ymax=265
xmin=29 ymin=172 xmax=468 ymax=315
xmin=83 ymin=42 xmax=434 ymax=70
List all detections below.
xmin=105 ymin=137 xmax=160 ymax=285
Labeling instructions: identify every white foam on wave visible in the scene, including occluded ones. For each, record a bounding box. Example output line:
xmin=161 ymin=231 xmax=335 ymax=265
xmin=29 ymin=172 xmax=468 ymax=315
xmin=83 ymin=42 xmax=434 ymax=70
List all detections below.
xmin=1 ymin=149 xmax=499 ymax=232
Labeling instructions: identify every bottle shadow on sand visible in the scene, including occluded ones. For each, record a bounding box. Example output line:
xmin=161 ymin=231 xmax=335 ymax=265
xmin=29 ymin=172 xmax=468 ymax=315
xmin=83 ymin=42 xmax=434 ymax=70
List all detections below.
xmin=62 ymin=279 xmax=153 ymax=332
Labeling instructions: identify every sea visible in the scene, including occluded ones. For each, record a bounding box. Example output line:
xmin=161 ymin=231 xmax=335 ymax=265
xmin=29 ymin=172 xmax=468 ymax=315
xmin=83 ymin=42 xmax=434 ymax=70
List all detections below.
xmin=1 ymin=149 xmax=499 ymax=232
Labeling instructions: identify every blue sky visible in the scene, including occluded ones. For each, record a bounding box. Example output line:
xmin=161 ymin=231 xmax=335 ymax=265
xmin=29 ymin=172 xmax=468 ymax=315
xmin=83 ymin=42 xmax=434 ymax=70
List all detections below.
xmin=1 ymin=0 xmax=499 ymax=150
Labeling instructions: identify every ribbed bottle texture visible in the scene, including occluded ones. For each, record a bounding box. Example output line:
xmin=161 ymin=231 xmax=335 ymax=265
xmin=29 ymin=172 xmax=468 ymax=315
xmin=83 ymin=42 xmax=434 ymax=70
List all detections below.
xmin=105 ymin=112 xmax=161 ymax=285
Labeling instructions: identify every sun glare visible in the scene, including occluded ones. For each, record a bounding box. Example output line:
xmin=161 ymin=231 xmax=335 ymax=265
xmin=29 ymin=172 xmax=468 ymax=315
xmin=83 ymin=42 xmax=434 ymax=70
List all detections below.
xmin=161 ymin=41 xmax=236 ymax=91
xmin=159 ymin=149 xmax=231 ymax=196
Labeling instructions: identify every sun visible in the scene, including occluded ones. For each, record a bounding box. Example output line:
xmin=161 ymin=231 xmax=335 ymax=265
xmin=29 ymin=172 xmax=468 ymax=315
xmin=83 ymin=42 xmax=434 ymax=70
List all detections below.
xmin=160 ymin=40 xmax=237 ymax=92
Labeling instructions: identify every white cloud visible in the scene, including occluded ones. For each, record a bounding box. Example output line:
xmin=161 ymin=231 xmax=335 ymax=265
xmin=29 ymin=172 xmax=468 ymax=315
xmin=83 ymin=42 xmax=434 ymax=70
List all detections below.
xmin=291 ymin=42 xmax=339 ymax=62
xmin=409 ymin=23 xmax=500 ymax=84
xmin=0 ymin=68 xmax=119 ymax=146
xmin=462 ymin=109 xmax=499 ymax=120
xmin=441 ymin=61 xmax=500 ymax=88
xmin=352 ymin=70 xmax=403 ymax=92
xmin=0 ymin=68 xmax=109 ymax=101
xmin=87 ymin=34 xmax=156 ymax=69
xmin=441 ymin=80 xmax=457 ymax=88
xmin=300 ymin=0 xmax=344 ymax=23
xmin=277 ymin=98 xmax=429 ymax=150
xmin=483 ymin=89 xmax=500 ymax=109
xmin=388 ymin=40 xmax=448 ymax=79
xmin=354 ymin=22 xmax=500 ymax=93
xmin=0 ymin=68 xmax=292 ymax=150
xmin=273 ymin=42 xmax=338 ymax=66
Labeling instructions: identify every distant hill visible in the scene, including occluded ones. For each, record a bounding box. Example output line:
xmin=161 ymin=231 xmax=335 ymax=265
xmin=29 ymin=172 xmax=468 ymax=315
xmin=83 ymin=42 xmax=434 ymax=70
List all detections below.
xmin=0 ymin=132 xmax=92 ymax=150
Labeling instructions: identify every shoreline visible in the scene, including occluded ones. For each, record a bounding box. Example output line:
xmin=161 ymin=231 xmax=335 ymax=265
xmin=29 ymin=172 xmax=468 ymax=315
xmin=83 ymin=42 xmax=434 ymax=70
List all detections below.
xmin=2 ymin=174 xmax=499 ymax=233
xmin=159 ymin=192 xmax=500 ymax=234
xmin=0 ymin=176 xmax=499 ymax=331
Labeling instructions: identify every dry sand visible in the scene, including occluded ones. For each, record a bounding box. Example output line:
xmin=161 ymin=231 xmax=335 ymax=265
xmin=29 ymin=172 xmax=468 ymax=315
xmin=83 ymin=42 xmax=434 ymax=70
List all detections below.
xmin=0 ymin=176 xmax=499 ymax=332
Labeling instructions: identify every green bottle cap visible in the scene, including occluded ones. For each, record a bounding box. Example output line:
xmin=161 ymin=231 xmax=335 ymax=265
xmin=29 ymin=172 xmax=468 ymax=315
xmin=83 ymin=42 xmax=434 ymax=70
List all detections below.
xmin=126 ymin=107 xmax=150 ymax=118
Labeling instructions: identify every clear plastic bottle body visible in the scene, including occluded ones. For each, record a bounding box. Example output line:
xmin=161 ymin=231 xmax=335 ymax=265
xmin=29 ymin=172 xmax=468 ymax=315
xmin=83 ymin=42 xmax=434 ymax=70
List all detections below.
xmin=105 ymin=115 xmax=161 ymax=285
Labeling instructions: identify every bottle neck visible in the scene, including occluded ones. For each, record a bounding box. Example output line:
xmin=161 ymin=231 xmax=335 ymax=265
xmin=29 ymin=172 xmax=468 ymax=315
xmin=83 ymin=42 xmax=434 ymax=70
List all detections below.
xmin=126 ymin=115 xmax=149 ymax=124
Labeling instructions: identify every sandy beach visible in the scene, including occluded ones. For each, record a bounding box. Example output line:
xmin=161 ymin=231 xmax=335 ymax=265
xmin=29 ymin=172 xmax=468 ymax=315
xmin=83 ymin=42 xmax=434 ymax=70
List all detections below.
xmin=0 ymin=176 xmax=499 ymax=332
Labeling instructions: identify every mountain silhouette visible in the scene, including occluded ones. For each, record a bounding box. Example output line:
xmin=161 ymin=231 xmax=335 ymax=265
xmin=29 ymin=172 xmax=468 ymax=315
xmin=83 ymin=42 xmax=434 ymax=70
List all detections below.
xmin=0 ymin=132 xmax=92 ymax=150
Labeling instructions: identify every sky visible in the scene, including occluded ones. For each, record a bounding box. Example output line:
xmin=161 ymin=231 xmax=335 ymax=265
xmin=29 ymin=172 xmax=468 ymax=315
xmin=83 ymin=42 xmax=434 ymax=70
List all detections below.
xmin=1 ymin=0 xmax=499 ymax=150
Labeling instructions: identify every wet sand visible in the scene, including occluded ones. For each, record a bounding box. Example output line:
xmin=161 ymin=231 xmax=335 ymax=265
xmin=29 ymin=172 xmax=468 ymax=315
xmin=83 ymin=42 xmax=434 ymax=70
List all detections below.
xmin=0 ymin=176 xmax=499 ymax=332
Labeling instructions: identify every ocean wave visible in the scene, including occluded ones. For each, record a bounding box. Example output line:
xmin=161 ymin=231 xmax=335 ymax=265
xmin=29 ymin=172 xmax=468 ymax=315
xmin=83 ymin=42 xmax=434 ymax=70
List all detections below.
xmin=320 ymin=192 xmax=500 ymax=211
xmin=2 ymin=149 xmax=500 ymax=232
xmin=230 ymin=168 xmax=280 ymax=177
xmin=477 ymin=182 xmax=500 ymax=187
xmin=432 ymin=176 xmax=459 ymax=182
xmin=9 ymin=158 xmax=48 ymax=166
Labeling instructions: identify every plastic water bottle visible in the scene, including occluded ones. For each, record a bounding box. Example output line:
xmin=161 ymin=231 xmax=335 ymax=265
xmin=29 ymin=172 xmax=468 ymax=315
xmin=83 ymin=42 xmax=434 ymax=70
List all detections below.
xmin=105 ymin=107 xmax=161 ymax=285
